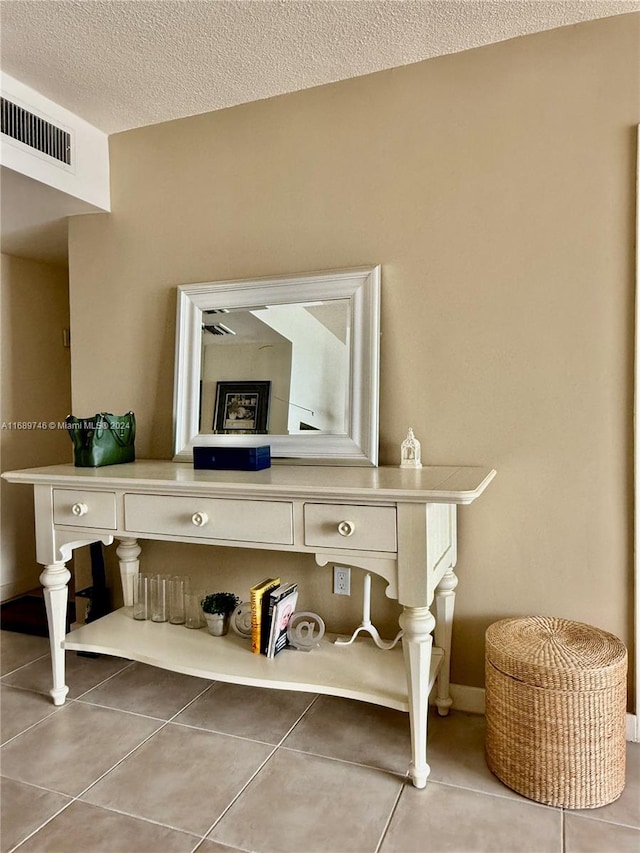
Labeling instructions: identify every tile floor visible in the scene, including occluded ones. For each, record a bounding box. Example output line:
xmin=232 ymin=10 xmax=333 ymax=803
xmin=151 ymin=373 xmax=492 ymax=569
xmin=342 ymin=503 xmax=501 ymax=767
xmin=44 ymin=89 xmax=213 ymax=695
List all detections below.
xmin=1 ymin=629 xmax=638 ymax=853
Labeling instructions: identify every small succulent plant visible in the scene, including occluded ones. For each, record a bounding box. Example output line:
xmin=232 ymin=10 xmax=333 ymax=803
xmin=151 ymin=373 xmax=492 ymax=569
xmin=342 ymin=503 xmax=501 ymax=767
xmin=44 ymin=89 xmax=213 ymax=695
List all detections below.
xmin=200 ymin=592 xmax=241 ymax=616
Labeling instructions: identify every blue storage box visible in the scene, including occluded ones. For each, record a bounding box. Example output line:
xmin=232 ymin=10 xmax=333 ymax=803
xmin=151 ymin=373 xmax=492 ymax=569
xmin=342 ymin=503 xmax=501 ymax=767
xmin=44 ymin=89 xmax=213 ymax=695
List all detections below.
xmin=193 ymin=445 xmax=271 ymax=471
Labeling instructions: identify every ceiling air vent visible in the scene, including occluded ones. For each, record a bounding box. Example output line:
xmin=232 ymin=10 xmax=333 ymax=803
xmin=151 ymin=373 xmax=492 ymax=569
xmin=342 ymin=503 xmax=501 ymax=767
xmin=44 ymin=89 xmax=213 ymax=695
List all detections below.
xmin=203 ymin=309 xmax=236 ymax=336
xmin=1 ymin=97 xmax=71 ymax=165
xmin=203 ymin=323 xmax=236 ymax=336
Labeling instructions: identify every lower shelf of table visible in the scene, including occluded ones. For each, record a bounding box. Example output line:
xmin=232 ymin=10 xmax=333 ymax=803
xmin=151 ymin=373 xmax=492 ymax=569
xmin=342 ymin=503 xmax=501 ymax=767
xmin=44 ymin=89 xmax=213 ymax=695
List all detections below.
xmin=64 ymin=607 xmax=444 ymax=713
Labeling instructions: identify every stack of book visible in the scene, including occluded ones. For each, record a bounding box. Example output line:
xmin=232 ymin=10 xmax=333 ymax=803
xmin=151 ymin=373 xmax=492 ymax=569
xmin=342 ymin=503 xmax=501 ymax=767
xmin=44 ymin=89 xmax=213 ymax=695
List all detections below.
xmin=249 ymin=577 xmax=299 ymax=658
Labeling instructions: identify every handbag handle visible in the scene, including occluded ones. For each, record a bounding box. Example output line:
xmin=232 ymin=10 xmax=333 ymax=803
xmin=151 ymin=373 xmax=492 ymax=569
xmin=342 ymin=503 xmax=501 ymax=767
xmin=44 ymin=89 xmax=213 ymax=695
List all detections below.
xmin=66 ymin=412 xmax=136 ymax=449
xmin=101 ymin=412 xmax=136 ymax=447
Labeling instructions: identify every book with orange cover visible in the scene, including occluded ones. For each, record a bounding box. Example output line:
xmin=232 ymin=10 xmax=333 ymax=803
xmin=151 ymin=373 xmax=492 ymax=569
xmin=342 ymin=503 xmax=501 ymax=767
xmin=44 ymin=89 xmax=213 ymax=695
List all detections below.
xmin=249 ymin=577 xmax=280 ymax=654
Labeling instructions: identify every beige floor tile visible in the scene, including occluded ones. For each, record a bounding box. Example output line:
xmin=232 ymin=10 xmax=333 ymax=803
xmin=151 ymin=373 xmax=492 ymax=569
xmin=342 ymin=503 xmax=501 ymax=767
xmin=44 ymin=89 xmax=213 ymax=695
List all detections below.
xmin=565 ymin=814 xmax=640 ymax=852
xmin=380 ymin=781 xmax=562 ymax=853
xmin=16 ymin=800 xmax=200 ymax=853
xmin=0 ymin=684 xmax=61 ymax=744
xmin=210 ymin=748 xmax=403 ymax=852
xmin=0 ymin=777 xmax=70 ymax=853
xmin=4 ymin=632 xmax=635 ymax=853
xmin=426 ymin=709 xmax=526 ymax=800
xmin=79 ymin=661 xmax=211 ymax=719
xmin=282 ymin=694 xmax=411 ymax=774
xmin=194 ymin=841 xmax=245 ymax=853
xmin=572 ymin=741 xmax=640 ymax=829
xmin=0 ymin=700 xmax=161 ymax=796
xmin=174 ymin=682 xmax=315 ymax=743
xmin=0 ymin=630 xmax=49 ymax=675
xmin=2 ymin=651 xmax=132 ymax=699
xmin=83 ymin=722 xmax=273 ymax=835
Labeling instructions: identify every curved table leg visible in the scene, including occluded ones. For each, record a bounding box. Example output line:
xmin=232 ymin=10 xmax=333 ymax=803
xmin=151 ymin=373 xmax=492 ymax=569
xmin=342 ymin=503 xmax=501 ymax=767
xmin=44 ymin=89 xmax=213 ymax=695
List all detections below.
xmin=399 ymin=604 xmax=436 ymax=788
xmin=434 ymin=568 xmax=458 ymax=716
xmin=40 ymin=561 xmax=71 ymax=705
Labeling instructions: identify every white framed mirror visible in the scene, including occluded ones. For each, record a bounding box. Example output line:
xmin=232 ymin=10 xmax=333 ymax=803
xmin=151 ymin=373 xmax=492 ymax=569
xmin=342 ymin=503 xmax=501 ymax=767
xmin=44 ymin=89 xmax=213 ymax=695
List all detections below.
xmin=173 ymin=265 xmax=380 ymax=465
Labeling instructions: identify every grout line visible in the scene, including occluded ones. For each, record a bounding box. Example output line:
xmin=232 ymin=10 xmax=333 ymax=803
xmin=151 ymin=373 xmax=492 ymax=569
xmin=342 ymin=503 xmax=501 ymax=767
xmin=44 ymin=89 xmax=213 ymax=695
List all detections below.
xmin=0 ymin=703 xmax=66 ymax=748
xmin=199 ymin=744 xmax=280 ymax=842
xmin=189 ymin=836 xmax=256 ymax=853
xmin=4 ymin=679 xmax=273 ymax=851
xmin=1 ymin=653 xmax=133 ymax=703
xmin=0 ymin=650 xmax=50 ymax=680
xmin=71 ymin=724 xmax=168 ymax=800
xmin=26 ymin=685 xmax=217 ymax=839
xmin=72 ymin=669 xmax=215 ymax=722
xmin=565 ymin=812 xmax=640 ymax=832
xmin=278 ymin=742 xmax=411 ymax=782
xmin=273 ymin=692 xmax=320 ymax=746
xmin=168 ymin=689 xmax=319 ymax=746
xmin=169 ymin=718 xmax=285 ymax=746
xmin=70 ymin=691 xmax=175 ymax=717
xmin=178 ymin=693 xmax=322 ymax=849
xmin=429 ymin=777 xmax=569 ymax=816
xmin=0 ymin=677 xmax=51 ymax=700
xmin=71 ymin=680 xmax=218 ymax=800
xmin=8 ymin=652 xmax=634 ymax=851
xmin=193 ymin=695 xmax=323 ymax=843
xmin=7 ymin=796 xmax=203 ymax=853
xmin=374 ymin=778 xmax=406 ymax=853
xmin=161 ymin=679 xmax=220 ymax=723
xmin=8 ymin=798 xmax=76 ymax=853
xmin=0 ymin=775 xmax=71 ymax=798
xmin=72 ymin=696 xmax=170 ymax=723
xmin=79 ymin=675 xmax=215 ymax=715
xmin=44 ymin=796 xmax=205 ymax=841
xmin=68 ymin=658 xmax=136 ymax=701
xmin=0 ymin=681 xmax=55 ymax=699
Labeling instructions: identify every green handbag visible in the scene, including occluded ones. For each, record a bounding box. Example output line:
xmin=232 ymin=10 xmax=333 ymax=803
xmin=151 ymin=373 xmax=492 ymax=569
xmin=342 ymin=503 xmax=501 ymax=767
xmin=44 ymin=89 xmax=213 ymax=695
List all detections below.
xmin=66 ymin=412 xmax=136 ymax=467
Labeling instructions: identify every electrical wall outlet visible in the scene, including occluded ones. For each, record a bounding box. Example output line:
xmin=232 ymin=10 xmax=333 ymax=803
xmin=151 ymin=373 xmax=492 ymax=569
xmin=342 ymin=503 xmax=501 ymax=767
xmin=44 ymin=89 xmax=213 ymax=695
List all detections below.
xmin=333 ymin=565 xmax=351 ymax=595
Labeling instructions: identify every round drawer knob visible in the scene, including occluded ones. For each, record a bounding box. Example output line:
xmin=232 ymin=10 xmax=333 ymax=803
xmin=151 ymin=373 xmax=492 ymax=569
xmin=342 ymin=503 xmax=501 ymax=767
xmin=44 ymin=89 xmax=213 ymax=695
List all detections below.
xmin=191 ymin=511 xmax=209 ymax=527
xmin=337 ymin=520 xmax=355 ymax=537
xmin=71 ymin=502 xmax=88 ymax=517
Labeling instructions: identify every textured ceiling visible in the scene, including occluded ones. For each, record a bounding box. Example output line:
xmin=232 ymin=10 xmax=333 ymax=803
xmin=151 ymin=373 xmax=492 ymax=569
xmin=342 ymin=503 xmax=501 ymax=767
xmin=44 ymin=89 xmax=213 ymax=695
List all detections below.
xmin=2 ymin=0 xmax=638 ymax=264
xmin=1 ymin=0 xmax=639 ymax=135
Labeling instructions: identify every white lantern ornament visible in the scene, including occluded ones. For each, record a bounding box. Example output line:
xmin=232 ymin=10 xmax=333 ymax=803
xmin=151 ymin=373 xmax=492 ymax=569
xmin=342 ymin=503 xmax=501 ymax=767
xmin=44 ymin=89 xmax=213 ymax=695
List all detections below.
xmin=400 ymin=427 xmax=422 ymax=468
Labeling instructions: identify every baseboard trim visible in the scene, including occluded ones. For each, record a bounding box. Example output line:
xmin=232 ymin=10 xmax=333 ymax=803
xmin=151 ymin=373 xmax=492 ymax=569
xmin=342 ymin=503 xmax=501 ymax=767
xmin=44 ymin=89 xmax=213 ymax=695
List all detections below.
xmin=449 ymin=683 xmax=486 ymax=715
xmin=443 ymin=685 xmax=638 ymax=743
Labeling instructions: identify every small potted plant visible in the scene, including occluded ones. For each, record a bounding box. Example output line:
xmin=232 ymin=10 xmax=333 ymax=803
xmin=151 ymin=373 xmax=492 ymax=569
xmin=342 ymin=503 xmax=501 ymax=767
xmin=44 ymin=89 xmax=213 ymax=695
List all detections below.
xmin=200 ymin=592 xmax=241 ymax=636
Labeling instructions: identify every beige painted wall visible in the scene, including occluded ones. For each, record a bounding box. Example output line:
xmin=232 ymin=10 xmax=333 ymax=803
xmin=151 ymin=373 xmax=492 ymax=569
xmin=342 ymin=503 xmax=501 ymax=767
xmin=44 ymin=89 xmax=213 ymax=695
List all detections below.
xmin=1 ymin=254 xmax=72 ymax=599
xmin=68 ymin=14 xmax=639 ymax=689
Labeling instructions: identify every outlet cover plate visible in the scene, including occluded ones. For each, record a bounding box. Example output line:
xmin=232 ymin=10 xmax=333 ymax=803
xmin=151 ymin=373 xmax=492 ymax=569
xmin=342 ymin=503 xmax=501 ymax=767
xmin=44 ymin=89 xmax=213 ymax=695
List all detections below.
xmin=333 ymin=566 xmax=351 ymax=595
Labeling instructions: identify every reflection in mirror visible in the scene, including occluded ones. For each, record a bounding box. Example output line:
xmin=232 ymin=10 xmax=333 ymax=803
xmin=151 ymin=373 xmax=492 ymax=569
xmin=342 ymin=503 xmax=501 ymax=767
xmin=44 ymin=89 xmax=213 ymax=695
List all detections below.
xmin=199 ymin=300 xmax=350 ymax=436
xmin=173 ymin=266 xmax=380 ymax=465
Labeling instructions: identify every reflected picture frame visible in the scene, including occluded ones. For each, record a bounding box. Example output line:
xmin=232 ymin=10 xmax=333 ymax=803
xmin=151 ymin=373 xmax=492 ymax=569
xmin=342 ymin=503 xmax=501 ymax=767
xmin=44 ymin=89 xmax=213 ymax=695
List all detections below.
xmin=213 ymin=381 xmax=270 ymax=434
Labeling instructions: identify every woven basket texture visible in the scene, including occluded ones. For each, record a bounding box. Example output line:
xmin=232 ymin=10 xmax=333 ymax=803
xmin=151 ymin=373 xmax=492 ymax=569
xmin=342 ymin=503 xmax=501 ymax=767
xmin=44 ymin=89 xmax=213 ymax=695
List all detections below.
xmin=485 ymin=616 xmax=627 ymax=809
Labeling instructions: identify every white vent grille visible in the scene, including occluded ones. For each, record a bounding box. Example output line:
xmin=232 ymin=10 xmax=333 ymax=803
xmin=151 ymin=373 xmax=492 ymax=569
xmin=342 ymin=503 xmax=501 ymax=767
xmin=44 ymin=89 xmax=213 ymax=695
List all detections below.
xmin=203 ymin=309 xmax=236 ymax=335
xmin=203 ymin=323 xmax=236 ymax=336
xmin=1 ymin=97 xmax=71 ymax=165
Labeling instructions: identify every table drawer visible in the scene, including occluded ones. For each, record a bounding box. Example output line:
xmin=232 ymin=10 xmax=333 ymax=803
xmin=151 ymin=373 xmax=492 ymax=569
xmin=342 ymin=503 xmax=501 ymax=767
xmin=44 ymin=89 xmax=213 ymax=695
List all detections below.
xmin=53 ymin=489 xmax=117 ymax=529
xmin=125 ymin=494 xmax=293 ymax=545
xmin=304 ymin=503 xmax=397 ymax=552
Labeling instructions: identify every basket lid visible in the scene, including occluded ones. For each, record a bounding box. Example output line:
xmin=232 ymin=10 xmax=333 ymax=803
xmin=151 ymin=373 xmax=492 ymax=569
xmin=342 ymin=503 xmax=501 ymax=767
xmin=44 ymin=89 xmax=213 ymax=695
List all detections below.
xmin=486 ymin=616 xmax=627 ymax=691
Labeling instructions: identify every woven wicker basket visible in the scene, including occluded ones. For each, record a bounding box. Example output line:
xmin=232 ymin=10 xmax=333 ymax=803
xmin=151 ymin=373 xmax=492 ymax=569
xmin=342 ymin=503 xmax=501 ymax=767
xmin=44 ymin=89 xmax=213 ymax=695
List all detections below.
xmin=485 ymin=616 xmax=627 ymax=809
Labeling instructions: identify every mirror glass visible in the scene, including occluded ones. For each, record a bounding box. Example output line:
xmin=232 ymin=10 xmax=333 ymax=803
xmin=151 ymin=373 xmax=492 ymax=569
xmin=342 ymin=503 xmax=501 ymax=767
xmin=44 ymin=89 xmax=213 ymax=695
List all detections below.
xmin=199 ymin=300 xmax=350 ymax=436
xmin=173 ymin=266 xmax=380 ymax=465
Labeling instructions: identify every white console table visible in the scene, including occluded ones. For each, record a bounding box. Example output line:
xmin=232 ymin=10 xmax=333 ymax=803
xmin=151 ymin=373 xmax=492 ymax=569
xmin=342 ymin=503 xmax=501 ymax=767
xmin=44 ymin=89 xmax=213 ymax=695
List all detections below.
xmin=2 ymin=461 xmax=495 ymax=788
